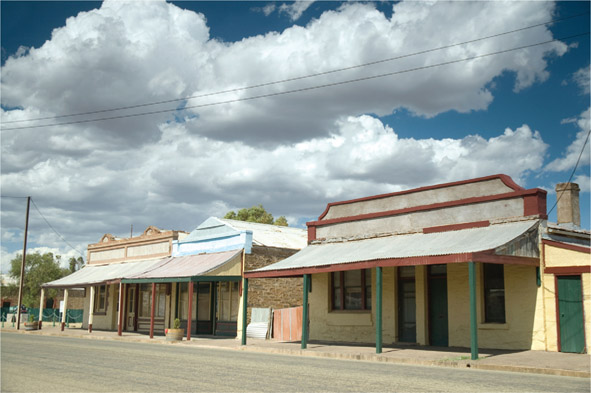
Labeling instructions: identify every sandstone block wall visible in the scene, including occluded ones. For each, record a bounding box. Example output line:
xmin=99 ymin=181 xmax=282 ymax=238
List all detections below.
xmin=244 ymin=245 xmax=303 ymax=324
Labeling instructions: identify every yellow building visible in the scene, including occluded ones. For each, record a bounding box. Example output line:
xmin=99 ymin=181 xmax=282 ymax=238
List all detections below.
xmin=245 ymin=175 xmax=590 ymax=356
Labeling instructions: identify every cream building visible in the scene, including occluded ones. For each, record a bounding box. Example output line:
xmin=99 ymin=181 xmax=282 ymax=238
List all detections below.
xmin=245 ymin=175 xmax=590 ymax=356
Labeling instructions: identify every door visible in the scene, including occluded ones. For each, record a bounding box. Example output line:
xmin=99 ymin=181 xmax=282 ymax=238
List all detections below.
xmin=557 ymin=275 xmax=585 ymax=353
xmin=196 ymin=282 xmax=213 ymax=334
xmin=428 ymin=265 xmax=448 ymax=347
xmin=126 ymin=286 xmax=136 ymax=331
xmin=398 ymin=267 xmax=416 ymax=343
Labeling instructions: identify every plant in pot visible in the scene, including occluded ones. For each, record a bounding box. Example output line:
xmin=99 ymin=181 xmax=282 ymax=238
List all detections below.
xmin=25 ymin=314 xmax=39 ymax=331
xmin=165 ymin=318 xmax=184 ymax=341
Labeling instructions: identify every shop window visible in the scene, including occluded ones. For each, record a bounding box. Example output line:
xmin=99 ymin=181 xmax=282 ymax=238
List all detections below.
xmin=93 ymin=285 xmax=107 ymax=314
xmin=483 ymin=263 xmax=505 ymax=323
xmin=331 ymin=269 xmax=372 ymax=311
xmin=219 ymin=281 xmax=240 ymax=321
xmin=138 ymin=284 xmax=167 ymax=318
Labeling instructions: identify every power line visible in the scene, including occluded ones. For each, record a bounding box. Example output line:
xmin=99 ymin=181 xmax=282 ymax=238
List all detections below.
xmin=0 ymin=195 xmax=29 ymax=199
xmin=547 ymin=129 xmax=591 ymax=216
xmin=1 ymin=11 xmax=588 ymax=126
xmin=30 ymin=198 xmax=86 ymax=258
xmin=2 ymin=31 xmax=589 ymax=132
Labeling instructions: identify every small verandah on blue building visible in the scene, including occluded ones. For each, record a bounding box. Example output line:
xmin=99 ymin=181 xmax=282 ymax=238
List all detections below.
xmin=121 ymin=249 xmax=244 ymax=339
xmin=243 ymin=220 xmax=541 ymax=359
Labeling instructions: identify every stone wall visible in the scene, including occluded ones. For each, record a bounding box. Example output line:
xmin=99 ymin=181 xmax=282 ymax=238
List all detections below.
xmin=244 ymin=245 xmax=302 ymax=324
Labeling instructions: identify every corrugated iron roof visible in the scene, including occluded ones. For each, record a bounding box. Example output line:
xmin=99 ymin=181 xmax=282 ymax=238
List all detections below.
xmin=219 ymin=218 xmax=307 ymax=249
xmin=181 ymin=217 xmax=307 ymax=250
xmin=125 ymin=249 xmax=242 ymax=279
xmin=254 ymin=220 xmax=539 ymax=272
xmin=43 ymin=258 xmax=165 ymax=288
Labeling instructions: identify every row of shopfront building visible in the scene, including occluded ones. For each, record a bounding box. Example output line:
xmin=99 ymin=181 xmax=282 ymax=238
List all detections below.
xmin=41 ymin=174 xmax=590 ymax=357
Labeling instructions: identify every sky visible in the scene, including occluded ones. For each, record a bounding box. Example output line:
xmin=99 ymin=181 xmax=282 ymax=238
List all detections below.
xmin=1 ymin=0 xmax=589 ymax=272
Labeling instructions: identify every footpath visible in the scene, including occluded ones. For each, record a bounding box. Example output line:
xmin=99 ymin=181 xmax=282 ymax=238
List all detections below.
xmin=2 ymin=324 xmax=589 ymax=379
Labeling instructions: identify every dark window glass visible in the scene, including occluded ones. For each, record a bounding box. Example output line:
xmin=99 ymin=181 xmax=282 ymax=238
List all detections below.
xmin=483 ymin=264 xmax=505 ymax=323
xmin=331 ymin=269 xmax=371 ymax=311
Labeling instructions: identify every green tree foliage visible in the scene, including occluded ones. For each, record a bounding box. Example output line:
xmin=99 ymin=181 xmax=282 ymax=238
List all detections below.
xmin=8 ymin=252 xmax=70 ymax=308
xmin=224 ymin=204 xmax=289 ymax=226
xmin=69 ymin=256 xmax=85 ymax=273
xmin=274 ymin=216 xmax=288 ymax=227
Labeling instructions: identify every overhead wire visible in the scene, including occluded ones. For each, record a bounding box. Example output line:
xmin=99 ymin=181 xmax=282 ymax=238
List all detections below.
xmin=1 ymin=11 xmax=588 ymax=126
xmin=1 ymin=31 xmax=589 ymax=131
xmin=547 ymin=129 xmax=591 ymax=216
xmin=30 ymin=198 xmax=86 ymax=258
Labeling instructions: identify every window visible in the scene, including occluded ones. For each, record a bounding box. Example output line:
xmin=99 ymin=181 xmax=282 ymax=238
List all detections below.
xmin=138 ymin=284 xmax=167 ymax=318
xmin=93 ymin=285 xmax=107 ymax=314
xmin=331 ymin=269 xmax=372 ymax=311
xmin=483 ymin=263 xmax=505 ymax=323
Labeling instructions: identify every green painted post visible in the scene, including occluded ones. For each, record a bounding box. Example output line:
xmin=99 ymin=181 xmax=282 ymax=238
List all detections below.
xmin=376 ymin=266 xmax=383 ymax=354
xmin=301 ymin=274 xmax=309 ymax=349
xmin=241 ymin=278 xmax=248 ymax=346
xmin=52 ymin=310 xmax=56 ymax=327
xmin=469 ymin=262 xmax=478 ymax=360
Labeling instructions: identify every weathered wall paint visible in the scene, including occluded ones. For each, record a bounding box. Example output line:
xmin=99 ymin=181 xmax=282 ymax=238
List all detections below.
xmin=545 ymin=245 xmax=590 ymax=267
xmin=82 ymin=284 xmax=118 ymax=331
xmin=308 ymin=268 xmax=397 ymax=344
xmin=543 ymin=244 xmax=590 ymax=353
xmin=316 ymin=199 xmax=524 ymax=239
xmin=322 ymin=178 xmax=515 ymax=220
xmin=448 ymin=263 xmax=541 ymax=350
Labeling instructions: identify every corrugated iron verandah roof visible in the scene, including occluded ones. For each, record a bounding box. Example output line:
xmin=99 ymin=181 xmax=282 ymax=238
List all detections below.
xmin=245 ymin=220 xmax=541 ymax=278
xmin=42 ymin=257 xmax=166 ymax=288
xmin=122 ymin=249 xmax=243 ymax=283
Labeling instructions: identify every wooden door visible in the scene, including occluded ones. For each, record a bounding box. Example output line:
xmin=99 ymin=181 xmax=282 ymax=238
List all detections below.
xmin=428 ymin=265 xmax=448 ymax=347
xmin=126 ymin=286 xmax=136 ymax=331
xmin=398 ymin=267 xmax=416 ymax=343
xmin=557 ymin=275 xmax=585 ymax=353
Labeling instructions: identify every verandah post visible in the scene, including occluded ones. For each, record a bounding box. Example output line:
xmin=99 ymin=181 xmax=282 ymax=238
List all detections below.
xmin=39 ymin=288 xmax=45 ymax=329
xmin=376 ymin=266 xmax=383 ymax=354
xmin=88 ymin=286 xmax=95 ymax=333
xmin=241 ymin=278 xmax=248 ymax=345
xmin=117 ymin=282 xmax=124 ymax=336
xmin=187 ymin=282 xmax=194 ymax=341
xmin=61 ymin=289 xmax=69 ymax=331
xmin=469 ymin=261 xmax=478 ymax=360
xmin=149 ymin=283 xmax=156 ymax=339
xmin=301 ymin=274 xmax=309 ymax=349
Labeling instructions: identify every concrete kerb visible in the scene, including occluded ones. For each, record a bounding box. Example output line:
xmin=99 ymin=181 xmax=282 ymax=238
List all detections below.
xmin=4 ymin=326 xmax=589 ymax=379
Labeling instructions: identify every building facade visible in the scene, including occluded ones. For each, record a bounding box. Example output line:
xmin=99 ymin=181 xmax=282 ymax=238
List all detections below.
xmin=246 ymin=175 xmax=590 ymax=355
xmin=43 ymin=219 xmax=306 ymax=339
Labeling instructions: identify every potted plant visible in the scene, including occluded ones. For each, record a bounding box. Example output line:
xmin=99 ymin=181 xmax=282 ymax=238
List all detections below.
xmin=25 ymin=314 xmax=39 ymax=331
xmin=165 ymin=318 xmax=184 ymax=341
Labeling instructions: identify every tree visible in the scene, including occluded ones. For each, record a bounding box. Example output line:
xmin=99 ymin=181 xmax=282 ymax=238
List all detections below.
xmin=8 ymin=252 xmax=69 ymax=308
xmin=224 ymin=204 xmax=289 ymax=226
xmin=69 ymin=256 xmax=85 ymax=273
xmin=274 ymin=216 xmax=288 ymax=226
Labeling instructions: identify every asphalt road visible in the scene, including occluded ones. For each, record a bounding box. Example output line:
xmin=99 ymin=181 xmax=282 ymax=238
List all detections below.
xmin=1 ymin=332 xmax=589 ymax=392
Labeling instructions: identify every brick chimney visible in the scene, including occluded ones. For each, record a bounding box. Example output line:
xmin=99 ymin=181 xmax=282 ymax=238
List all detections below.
xmin=555 ymin=182 xmax=580 ymax=226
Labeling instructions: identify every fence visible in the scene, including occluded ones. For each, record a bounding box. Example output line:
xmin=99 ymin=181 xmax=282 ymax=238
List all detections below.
xmin=0 ymin=308 xmax=84 ymax=327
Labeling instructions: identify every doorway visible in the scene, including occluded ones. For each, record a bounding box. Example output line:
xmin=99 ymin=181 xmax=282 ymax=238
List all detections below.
xmin=126 ymin=285 xmax=136 ymax=331
xmin=398 ymin=266 xmax=416 ymax=343
xmin=428 ymin=264 xmax=448 ymax=347
xmin=557 ymin=275 xmax=585 ymax=353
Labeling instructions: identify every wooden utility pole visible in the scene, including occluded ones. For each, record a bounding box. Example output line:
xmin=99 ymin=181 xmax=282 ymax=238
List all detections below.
xmin=16 ymin=196 xmax=31 ymax=330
